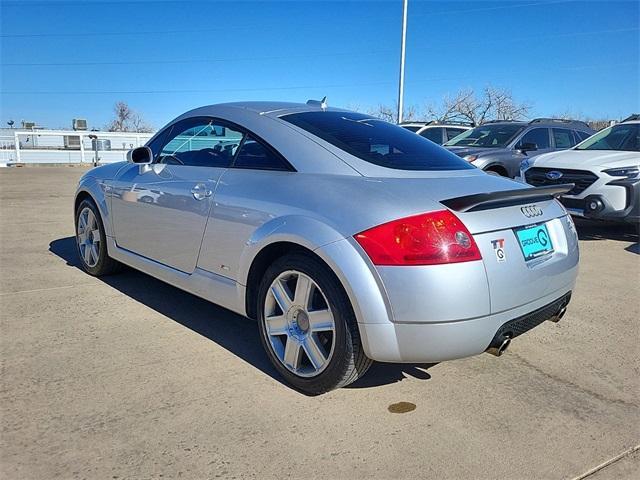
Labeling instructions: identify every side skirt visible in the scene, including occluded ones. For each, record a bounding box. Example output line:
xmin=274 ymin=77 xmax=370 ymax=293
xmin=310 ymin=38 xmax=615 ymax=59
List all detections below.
xmin=106 ymin=236 xmax=247 ymax=316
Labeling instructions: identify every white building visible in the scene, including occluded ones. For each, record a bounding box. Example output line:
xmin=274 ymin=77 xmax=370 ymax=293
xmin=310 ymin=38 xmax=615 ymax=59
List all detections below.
xmin=0 ymin=127 xmax=154 ymax=166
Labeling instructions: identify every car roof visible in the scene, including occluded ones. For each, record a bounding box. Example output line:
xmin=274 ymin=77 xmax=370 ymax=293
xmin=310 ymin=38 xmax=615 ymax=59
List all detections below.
xmin=400 ymin=122 xmax=472 ymax=128
xmin=483 ymin=118 xmax=596 ymax=131
xmin=183 ymin=101 xmax=348 ymax=119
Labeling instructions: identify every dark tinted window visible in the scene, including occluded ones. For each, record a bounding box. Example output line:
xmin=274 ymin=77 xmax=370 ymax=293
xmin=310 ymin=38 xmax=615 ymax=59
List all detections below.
xmin=575 ymin=130 xmax=592 ymax=142
xmin=158 ymin=119 xmax=243 ymax=167
xmin=419 ymin=127 xmax=443 ymax=143
xmin=282 ymin=112 xmax=474 ymax=171
xmin=553 ymin=128 xmax=576 ymax=148
xmin=446 ymin=128 xmax=467 ymax=141
xmin=519 ymin=128 xmax=550 ymax=149
xmin=401 ymin=125 xmax=421 ymax=133
xmin=233 ymin=135 xmax=290 ymax=170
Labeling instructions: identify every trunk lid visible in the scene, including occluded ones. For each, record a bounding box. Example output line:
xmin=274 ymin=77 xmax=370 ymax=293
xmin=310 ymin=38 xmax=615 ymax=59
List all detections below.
xmin=366 ymin=174 xmax=578 ymax=315
xmin=342 ymin=172 xmax=579 ymax=315
xmin=438 ymin=182 xmax=578 ymax=314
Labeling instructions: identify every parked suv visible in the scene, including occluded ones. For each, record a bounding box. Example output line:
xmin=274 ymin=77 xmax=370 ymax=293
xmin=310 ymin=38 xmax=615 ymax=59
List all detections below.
xmin=521 ymin=116 xmax=639 ymax=225
xmin=444 ymin=118 xmax=595 ymax=177
xmin=400 ymin=121 xmax=472 ymax=145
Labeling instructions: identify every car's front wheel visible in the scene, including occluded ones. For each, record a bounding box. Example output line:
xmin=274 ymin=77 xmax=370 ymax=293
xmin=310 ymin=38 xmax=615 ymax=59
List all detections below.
xmin=257 ymin=253 xmax=372 ymax=395
xmin=75 ymin=198 xmax=122 ymax=276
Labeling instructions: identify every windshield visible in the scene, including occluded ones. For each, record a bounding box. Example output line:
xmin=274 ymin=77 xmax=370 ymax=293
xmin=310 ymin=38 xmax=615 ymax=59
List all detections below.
xmin=282 ymin=112 xmax=475 ymax=171
xmin=443 ymin=124 xmax=524 ymax=148
xmin=401 ymin=125 xmax=421 ymax=132
xmin=575 ymin=124 xmax=639 ymax=151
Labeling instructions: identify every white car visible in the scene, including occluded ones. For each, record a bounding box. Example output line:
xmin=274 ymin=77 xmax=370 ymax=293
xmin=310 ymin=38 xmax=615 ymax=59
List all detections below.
xmin=520 ymin=117 xmax=639 ymax=225
xmin=400 ymin=121 xmax=472 ymax=145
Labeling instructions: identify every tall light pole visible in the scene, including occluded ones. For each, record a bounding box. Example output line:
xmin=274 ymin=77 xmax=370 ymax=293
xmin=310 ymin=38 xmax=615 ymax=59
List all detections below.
xmin=397 ymin=0 xmax=408 ymax=124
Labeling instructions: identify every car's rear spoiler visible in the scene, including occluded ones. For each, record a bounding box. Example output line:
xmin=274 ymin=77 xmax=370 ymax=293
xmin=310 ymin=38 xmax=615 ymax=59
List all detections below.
xmin=441 ymin=184 xmax=575 ymax=213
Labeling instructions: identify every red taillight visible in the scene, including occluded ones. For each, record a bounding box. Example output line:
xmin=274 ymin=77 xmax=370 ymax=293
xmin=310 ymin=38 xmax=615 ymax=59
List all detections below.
xmin=354 ymin=210 xmax=482 ymax=266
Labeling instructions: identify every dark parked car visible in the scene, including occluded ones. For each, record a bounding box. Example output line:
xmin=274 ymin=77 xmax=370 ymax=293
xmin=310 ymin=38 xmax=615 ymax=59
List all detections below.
xmin=444 ymin=118 xmax=595 ymax=177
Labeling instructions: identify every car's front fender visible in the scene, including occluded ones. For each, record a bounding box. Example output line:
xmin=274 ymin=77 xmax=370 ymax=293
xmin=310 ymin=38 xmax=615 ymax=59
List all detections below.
xmin=75 ymin=176 xmax=112 ymax=236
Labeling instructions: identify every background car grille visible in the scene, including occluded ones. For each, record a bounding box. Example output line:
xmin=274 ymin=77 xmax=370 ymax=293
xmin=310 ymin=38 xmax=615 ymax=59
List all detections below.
xmin=525 ymin=167 xmax=598 ymax=195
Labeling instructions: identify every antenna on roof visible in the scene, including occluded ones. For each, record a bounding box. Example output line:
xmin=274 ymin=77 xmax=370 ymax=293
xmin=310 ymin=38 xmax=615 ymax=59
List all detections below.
xmin=306 ymin=96 xmax=328 ymax=111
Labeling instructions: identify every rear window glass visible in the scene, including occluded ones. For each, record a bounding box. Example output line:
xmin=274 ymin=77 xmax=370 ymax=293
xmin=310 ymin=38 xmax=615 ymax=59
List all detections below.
xmin=282 ymin=112 xmax=474 ymax=171
xmin=233 ymin=135 xmax=290 ymax=170
xmin=419 ymin=127 xmax=443 ymax=143
xmin=553 ymin=128 xmax=576 ymax=148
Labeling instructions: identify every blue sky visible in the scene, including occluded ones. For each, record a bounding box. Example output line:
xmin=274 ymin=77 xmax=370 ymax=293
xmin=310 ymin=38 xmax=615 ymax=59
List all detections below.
xmin=1 ymin=0 xmax=638 ymax=130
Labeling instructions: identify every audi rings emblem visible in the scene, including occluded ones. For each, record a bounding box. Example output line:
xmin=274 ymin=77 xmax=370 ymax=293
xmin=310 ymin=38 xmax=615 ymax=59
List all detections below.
xmin=521 ymin=205 xmax=543 ymax=218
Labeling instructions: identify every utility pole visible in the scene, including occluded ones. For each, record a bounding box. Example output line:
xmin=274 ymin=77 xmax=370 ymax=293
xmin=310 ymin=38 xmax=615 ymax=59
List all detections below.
xmin=397 ymin=0 xmax=408 ymax=124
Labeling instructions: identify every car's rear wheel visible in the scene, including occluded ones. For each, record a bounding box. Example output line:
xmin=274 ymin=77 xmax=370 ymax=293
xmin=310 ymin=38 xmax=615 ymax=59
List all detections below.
xmin=75 ymin=198 xmax=122 ymax=276
xmin=257 ymin=253 xmax=372 ymax=395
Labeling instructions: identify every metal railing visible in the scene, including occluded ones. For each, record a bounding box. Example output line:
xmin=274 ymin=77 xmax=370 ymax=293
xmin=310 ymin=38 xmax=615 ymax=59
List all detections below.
xmin=0 ymin=129 xmax=154 ymax=166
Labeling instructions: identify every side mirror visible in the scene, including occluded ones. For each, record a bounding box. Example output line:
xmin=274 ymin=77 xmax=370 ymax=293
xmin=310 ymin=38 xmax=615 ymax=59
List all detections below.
xmin=127 ymin=146 xmax=153 ymax=164
xmin=516 ymin=142 xmax=538 ymax=154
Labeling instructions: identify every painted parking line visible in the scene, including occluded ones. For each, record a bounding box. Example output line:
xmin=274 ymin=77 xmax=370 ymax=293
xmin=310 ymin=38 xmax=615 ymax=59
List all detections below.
xmin=0 ymin=283 xmax=102 ymax=296
xmin=569 ymin=444 xmax=640 ymax=480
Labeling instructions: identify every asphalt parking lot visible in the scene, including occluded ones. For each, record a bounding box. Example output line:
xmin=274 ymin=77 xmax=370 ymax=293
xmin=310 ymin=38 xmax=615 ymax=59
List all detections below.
xmin=1 ymin=166 xmax=638 ymax=480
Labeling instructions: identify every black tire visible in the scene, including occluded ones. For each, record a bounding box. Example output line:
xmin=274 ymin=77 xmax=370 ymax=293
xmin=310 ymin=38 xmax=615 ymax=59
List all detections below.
xmin=75 ymin=198 xmax=122 ymax=276
xmin=485 ymin=166 xmax=508 ymax=177
xmin=257 ymin=253 xmax=372 ymax=395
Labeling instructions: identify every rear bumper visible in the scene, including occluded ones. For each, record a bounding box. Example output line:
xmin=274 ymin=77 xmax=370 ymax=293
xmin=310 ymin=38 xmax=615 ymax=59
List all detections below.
xmin=359 ymin=285 xmax=575 ymax=363
xmin=316 ymin=217 xmax=578 ymax=364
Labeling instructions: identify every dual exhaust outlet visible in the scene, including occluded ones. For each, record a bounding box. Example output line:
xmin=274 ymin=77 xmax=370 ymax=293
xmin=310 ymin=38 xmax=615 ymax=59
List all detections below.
xmin=486 ymin=306 xmax=567 ymax=357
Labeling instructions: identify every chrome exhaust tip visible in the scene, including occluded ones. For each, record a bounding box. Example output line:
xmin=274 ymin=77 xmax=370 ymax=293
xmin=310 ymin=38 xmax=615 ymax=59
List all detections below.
xmin=486 ymin=336 xmax=511 ymax=357
xmin=549 ymin=306 xmax=567 ymax=323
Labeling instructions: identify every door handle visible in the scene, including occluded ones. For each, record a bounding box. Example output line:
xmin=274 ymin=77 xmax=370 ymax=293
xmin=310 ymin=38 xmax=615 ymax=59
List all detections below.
xmin=191 ymin=183 xmax=212 ymax=201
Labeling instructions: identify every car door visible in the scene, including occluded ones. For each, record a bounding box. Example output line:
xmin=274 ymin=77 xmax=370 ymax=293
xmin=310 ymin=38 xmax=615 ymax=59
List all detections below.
xmin=509 ymin=127 xmax=553 ymax=176
xmin=111 ymin=117 xmax=244 ymax=273
xmin=197 ymin=134 xmax=294 ymax=280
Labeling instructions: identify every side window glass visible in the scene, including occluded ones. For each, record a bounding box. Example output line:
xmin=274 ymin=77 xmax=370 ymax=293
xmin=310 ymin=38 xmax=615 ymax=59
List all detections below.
xmin=158 ymin=119 xmax=244 ymax=167
xmin=446 ymin=128 xmax=466 ymax=141
xmin=147 ymin=130 xmax=169 ymax=159
xmin=576 ymin=130 xmax=591 ymax=142
xmin=553 ymin=128 xmax=576 ymax=148
xmin=233 ymin=135 xmax=289 ymax=170
xmin=519 ymin=128 xmax=550 ymax=149
xmin=420 ymin=127 xmax=443 ymax=143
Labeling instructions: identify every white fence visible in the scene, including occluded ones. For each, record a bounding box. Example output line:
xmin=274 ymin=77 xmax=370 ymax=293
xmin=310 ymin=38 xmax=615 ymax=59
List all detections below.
xmin=0 ymin=129 xmax=154 ymax=166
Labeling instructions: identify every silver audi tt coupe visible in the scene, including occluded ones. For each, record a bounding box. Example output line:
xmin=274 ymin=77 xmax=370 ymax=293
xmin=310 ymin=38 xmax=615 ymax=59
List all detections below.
xmin=74 ymin=101 xmax=579 ymax=394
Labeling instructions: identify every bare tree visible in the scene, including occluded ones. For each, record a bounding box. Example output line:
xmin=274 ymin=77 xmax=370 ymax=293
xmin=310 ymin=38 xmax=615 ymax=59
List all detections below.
xmin=426 ymin=86 xmax=530 ymax=125
xmin=553 ymin=110 xmax=612 ymax=131
xmin=367 ymin=102 xmax=417 ymax=123
xmin=130 ymin=112 xmax=154 ymax=133
xmin=106 ymin=101 xmax=132 ymax=132
xmin=106 ymin=101 xmax=153 ymax=132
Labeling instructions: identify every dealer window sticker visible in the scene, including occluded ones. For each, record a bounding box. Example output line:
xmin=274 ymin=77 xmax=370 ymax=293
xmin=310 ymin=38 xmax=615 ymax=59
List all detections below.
xmin=491 ymin=238 xmax=506 ymax=262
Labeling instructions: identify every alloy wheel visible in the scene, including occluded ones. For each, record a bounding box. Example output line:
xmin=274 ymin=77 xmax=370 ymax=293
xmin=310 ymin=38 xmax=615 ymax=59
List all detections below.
xmin=77 ymin=206 xmax=100 ymax=268
xmin=263 ymin=270 xmax=336 ymax=377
